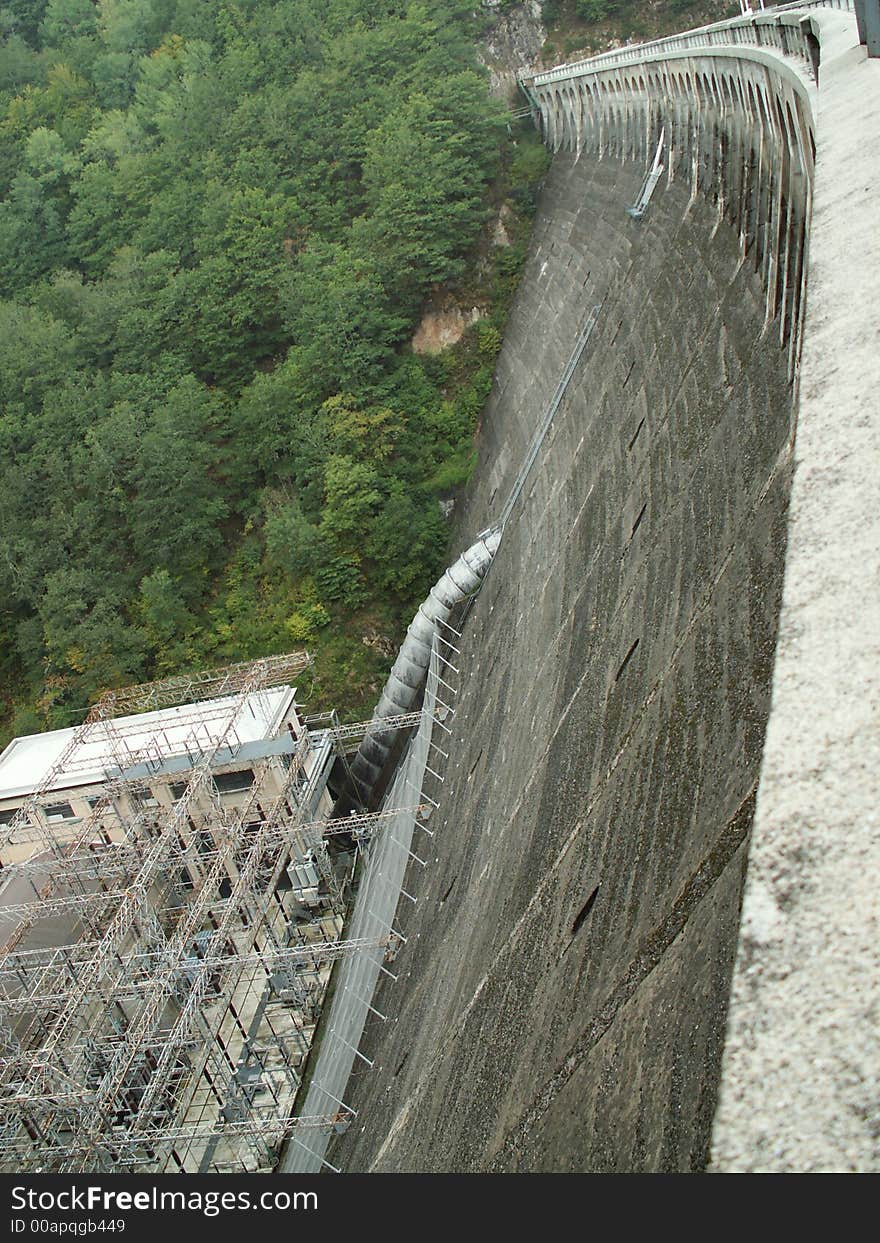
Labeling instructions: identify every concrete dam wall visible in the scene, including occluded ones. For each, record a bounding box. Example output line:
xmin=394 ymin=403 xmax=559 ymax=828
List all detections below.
xmin=330 ymin=6 xmax=880 ymax=1173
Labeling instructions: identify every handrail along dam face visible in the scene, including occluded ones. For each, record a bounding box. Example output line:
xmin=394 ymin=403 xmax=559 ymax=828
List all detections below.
xmin=331 ymin=5 xmax=879 ymax=1172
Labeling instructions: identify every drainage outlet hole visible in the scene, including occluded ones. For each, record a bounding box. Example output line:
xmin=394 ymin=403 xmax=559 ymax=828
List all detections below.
xmin=614 ymin=638 xmax=640 ymax=683
xmin=628 ymin=418 xmax=646 ymax=451
xmin=571 ymin=885 xmax=600 ymax=938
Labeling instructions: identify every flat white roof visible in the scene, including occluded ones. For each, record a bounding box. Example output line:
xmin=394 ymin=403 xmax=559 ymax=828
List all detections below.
xmin=0 ymin=687 xmax=297 ymax=802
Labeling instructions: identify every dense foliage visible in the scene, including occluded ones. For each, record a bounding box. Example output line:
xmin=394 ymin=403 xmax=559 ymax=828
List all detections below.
xmin=540 ymin=0 xmax=735 ymax=57
xmin=0 ymin=1 xmax=541 ymax=735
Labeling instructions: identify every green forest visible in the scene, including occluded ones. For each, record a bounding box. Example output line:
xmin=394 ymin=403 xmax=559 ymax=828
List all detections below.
xmin=0 ymin=0 xmax=549 ymax=741
xmin=538 ymin=1 xmax=737 ymax=60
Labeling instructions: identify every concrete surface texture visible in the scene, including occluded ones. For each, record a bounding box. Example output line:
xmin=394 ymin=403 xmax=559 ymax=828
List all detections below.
xmin=331 ymin=145 xmax=796 ymax=1171
xmin=710 ymin=15 xmax=880 ymax=1173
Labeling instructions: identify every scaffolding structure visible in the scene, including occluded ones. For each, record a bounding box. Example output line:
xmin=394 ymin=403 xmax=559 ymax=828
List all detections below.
xmin=0 ymin=654 xmax=412 ymax=1174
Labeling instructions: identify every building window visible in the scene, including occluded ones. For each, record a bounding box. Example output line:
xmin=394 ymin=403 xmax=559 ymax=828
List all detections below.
xmin=196 ymin=830 xmax=215 ymax=858
xmin=213 ymin=770 xmax=255 ymax=796
xmin=43 ymin=802 xmax=76 ymax=822
xmin=169 ymin=782 xmax=188 ymax=802
xmin=0 ymin=809 xmax=19 ymax=827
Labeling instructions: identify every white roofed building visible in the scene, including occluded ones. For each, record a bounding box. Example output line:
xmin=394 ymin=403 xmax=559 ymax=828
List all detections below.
xmin=0 ymin=654 xmax=357 ymax=1174
xmin=0 ymin=686 xmax=326 ymax=868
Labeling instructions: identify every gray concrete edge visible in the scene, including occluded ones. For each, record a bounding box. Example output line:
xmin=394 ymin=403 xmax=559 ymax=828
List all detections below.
xmin=710 ymin=11 xmax=880 ymax=1172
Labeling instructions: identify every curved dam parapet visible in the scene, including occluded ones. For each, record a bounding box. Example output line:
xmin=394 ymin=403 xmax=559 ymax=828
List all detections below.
xmin=330 ymin=4 xmax=879 ymax=1173
xmin=526 ymin=6 xmax=819 ymax=383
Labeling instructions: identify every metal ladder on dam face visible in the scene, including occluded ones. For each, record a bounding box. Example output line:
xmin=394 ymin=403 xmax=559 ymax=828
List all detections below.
xmin=498 ymin=302 xmax=603 ymax=530
xmin=626 ymin=129 xmax=665 ymax=221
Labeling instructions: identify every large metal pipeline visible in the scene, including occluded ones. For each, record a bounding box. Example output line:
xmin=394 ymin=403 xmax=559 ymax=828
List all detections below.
xmin=341 ymin=525 xmax=501 ymax=807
